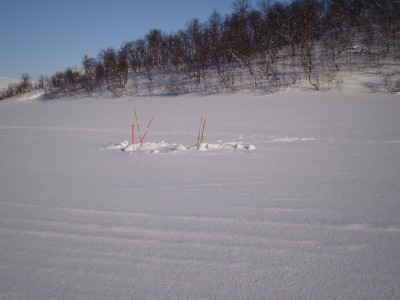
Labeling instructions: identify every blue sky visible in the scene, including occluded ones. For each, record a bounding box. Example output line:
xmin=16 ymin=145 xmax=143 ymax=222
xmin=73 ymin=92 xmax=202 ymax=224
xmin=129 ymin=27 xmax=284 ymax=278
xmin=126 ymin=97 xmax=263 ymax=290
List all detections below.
xmin=0 ymin=0 xmax=270 ymax=79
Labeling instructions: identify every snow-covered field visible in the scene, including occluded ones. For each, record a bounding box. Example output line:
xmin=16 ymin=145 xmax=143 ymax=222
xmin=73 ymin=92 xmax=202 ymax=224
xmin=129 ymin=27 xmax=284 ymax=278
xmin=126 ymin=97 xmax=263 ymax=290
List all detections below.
xmin=1 ymin=81 xmax=400 ymax=299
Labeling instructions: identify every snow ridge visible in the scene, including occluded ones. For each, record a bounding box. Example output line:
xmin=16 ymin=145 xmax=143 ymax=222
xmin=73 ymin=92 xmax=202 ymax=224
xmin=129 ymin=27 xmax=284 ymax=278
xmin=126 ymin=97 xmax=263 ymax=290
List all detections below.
xmin=108 ymin=140 xmax=256 ymax=154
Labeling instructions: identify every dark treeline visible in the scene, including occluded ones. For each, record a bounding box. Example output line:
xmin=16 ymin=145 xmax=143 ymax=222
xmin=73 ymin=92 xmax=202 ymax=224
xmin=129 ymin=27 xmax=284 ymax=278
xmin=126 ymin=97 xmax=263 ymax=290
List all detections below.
xmin=2 ymin=0 xmax=399 ymax=100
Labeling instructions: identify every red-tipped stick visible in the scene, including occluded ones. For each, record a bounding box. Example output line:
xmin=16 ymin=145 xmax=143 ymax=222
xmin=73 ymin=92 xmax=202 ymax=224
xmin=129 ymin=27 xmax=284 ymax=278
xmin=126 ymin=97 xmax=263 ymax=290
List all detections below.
xmin=141 ymin=115 xmax=155 ymax=146
xmin=134 ymin=108 xmax=142 ymax=144
xmin=132 ymin=124 xmax=135 ymax=144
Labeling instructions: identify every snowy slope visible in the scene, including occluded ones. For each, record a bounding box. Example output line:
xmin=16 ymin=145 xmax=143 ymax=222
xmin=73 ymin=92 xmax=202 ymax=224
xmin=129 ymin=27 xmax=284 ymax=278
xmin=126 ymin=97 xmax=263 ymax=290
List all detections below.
xmin=0 ymin=76 xmax=18 ymax=90
xmin=0 ymin=87 xmax=400 ymax=299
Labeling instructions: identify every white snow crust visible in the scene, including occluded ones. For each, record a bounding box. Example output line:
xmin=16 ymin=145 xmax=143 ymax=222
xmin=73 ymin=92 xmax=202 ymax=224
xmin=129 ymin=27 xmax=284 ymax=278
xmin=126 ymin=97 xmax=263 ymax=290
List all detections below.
xmin=1 ymin=84 xmax=400 ymax=299
xmin=108 ymin=140 xmax=256 ymax=153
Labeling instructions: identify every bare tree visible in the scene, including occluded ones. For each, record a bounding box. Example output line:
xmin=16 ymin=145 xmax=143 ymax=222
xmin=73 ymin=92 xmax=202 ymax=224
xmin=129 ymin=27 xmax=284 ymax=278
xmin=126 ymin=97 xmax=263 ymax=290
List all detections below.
xmin=19 ymin=73 xmax=33 ymax=94
xmin=82 ymin=55 xmax=99 ymax=94
xmin=166 ymin=32 xmax=185 ymax=72
xmin=207 ymin=10 xmax=224 ymax=74
xmin=65 ymin=68 xmax=81 ymax=95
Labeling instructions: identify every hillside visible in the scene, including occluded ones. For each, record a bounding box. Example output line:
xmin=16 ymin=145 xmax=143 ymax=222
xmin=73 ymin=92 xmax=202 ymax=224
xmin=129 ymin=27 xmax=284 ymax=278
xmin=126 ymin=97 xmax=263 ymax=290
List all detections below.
xmin=2 ymin=0 xmax=399 ymax=101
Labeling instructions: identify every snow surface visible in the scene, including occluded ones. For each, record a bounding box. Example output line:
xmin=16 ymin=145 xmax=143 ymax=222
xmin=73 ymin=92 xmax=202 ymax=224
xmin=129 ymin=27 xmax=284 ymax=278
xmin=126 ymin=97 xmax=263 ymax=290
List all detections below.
xmin=1 ymin=85 xmax=400 ymax=299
